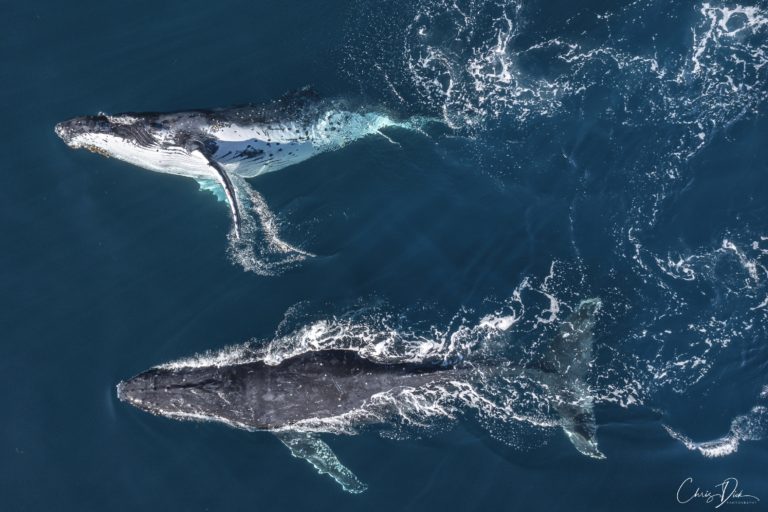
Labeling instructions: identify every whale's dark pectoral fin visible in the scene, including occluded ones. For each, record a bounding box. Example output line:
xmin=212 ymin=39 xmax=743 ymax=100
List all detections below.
xmin=542 ymin=298 xmax=606 ymax=459
xmin=191 ymin=146 xmax=242 ymax=240
xmin=275 ymin=432 xmax=367 ymax=494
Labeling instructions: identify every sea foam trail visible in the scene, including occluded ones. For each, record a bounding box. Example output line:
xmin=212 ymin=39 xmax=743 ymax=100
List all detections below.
xmin=349 ymin=1 xmax=768 ymax=138
xmin=226 ymin=176 xmax=313 ymax=276
xmin=664 ymin=406 xmax=768 ymax=457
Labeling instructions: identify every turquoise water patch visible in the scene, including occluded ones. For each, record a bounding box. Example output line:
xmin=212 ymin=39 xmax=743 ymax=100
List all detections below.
xmin=196 ymin=178 xmax=226 ymax=203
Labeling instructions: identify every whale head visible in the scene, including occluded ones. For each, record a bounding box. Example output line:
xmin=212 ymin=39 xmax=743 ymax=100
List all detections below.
xmin=56 ymin=113 xmax=165 ymax=153
xmin=116 ymin=365 xmax=246 ymax=427
xmin=55 ymin=112 xmax=211 ymax=176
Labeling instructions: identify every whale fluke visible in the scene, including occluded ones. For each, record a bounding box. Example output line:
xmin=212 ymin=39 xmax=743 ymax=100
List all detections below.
xmin=528 ymin=298 xmax=604 ymax=459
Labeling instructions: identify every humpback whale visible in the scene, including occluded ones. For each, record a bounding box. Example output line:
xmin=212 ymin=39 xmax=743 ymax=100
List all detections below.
xmin=55 ymin=88 xmax=428 ymax=242
xmin=117 ymin=299 xmax=605 ymax=493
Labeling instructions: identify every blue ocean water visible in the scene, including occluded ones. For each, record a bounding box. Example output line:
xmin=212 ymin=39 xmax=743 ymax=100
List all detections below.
xmin=2 ymin=0 xmax=768 ymax=510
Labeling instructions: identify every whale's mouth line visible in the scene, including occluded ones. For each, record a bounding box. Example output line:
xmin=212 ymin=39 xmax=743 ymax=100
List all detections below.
xmin=83 ymin=145 xmax=112 ymax=156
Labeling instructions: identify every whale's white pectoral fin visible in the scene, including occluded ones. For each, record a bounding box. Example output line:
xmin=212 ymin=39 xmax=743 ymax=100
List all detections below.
xmin=191 ymin=148 xmax=243 ymax=240
xmin=275 ymin=432 xmax=367 ymax=494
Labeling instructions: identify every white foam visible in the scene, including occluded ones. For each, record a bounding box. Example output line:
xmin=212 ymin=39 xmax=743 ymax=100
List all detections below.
xmin=211 ymin=167 xmax=312 ymax=275
xmin=342 ymin=0 xmax=768 ymax=446
xmin=478 ymin=314 xmax=518 ymax=331
xmin=692 ymin=3 xmax=768 ymax=75
xmin=664 ymin=406 xmax=768 ymax=457
xmin=721 ymin=239 xmax=766 ymax=283
xmin=350 ymin=0 xmax=767 ymax=170
xmin=401 ymin=0 xmax=562 ymax=127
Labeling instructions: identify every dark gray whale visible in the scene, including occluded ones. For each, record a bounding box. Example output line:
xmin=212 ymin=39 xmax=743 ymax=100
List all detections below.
xmin=117 ymin=349 xmax=471 ymax=431
xmin=117 ymin=299 xmax=604 ymax=492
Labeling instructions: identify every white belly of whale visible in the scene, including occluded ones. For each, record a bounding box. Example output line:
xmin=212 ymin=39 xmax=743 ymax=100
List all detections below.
xmin=72 ymin=132 xmax=214 ymax=179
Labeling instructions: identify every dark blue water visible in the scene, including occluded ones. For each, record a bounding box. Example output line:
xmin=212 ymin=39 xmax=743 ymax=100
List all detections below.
xmin=2 ymin=0 xmax=767 ymax=510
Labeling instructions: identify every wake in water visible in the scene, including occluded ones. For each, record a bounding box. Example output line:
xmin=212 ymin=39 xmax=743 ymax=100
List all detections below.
xmin=344 ymin=0 xmax=768 ymax=223
xmin=664 ymin=404 xmax=768 ymax=457
xmin=197 ymin=172 xmax=315 ymax=275
xmin=226 ymin=175 xmax=314 ymax=275
xmin=346 ymin=0 xmax=768 ymax=135
xmin=342 ymin=0 xmax=768 ymax=451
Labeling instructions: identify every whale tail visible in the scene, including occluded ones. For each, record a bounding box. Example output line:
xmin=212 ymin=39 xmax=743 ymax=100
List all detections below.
xmin=528 ymin=298 xmax=605 ymax=459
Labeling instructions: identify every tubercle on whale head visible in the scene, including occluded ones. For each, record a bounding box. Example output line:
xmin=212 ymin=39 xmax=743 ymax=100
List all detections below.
xmin=55 ymin=115 xmax=109 ymax=147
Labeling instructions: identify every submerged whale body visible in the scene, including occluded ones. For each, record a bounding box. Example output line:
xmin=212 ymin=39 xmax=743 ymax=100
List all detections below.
xmin=117 ymin=299 xmax=605 ymax=493
xmin=55 ymin=88 xmax=429 ymax=270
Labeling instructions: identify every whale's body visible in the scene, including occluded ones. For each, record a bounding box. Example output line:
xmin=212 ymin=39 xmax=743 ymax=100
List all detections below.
xmin=118 ymin=349 xmax=470 ymax=431
xmin=117 ymin=300 xmax=605 ymax=493
xmin=55 ymin=89 xmax=422 ymax=240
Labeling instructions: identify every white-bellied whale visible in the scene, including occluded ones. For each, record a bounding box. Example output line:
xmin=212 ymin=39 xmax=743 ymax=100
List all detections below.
xmin=117 ymin=299 xmax=605 ymax=493
xmin=55 ymin=88 xmax=432 ymax=272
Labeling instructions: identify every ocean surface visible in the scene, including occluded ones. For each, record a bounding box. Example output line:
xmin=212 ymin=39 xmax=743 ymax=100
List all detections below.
xmin=2 ymin=0 xmax=768 ymax=510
